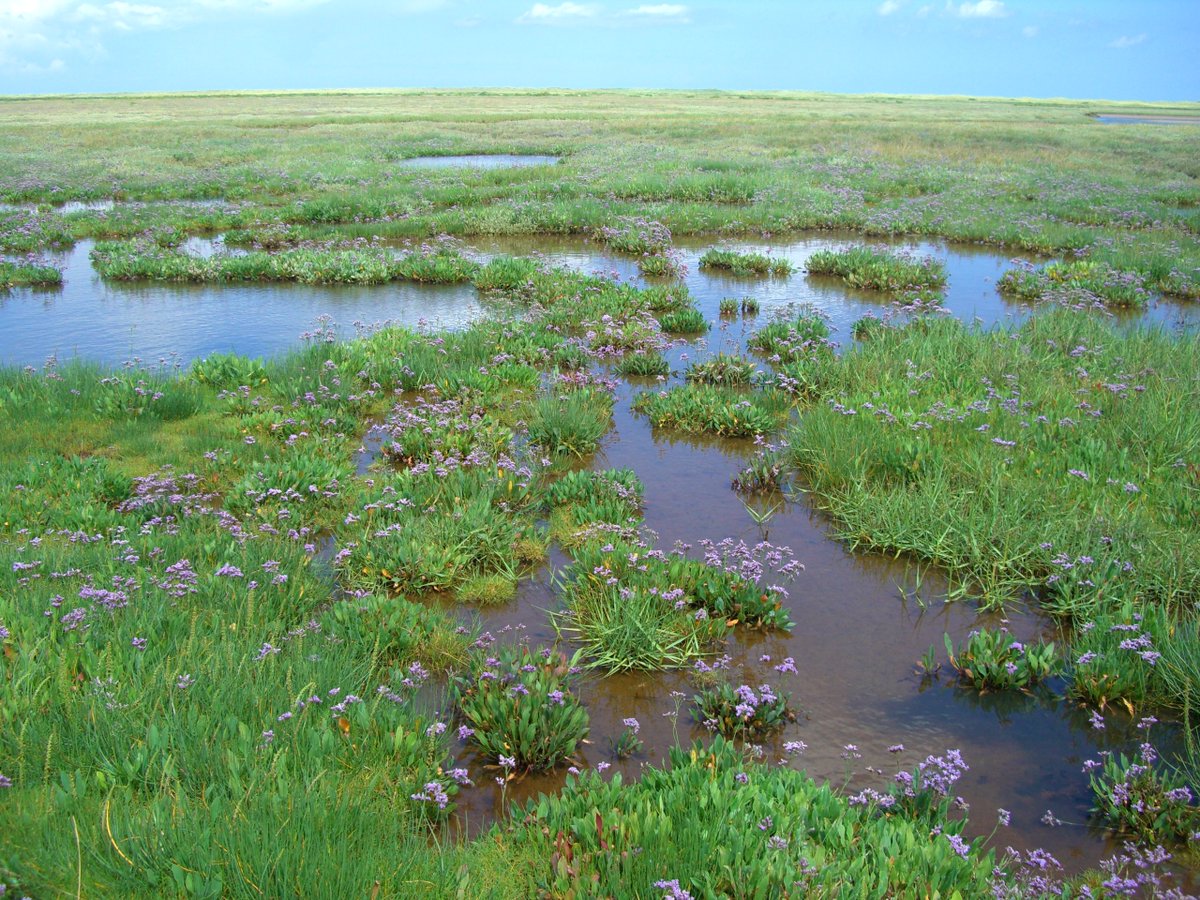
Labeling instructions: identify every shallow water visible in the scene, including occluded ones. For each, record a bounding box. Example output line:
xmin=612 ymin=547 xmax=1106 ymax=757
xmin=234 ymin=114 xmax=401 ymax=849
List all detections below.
xmin=471 ymin=232 xmax=1199 ymax=336
xmin=1094 ymin=115 xmax=1200 ymax=126
xmin=3 ymin=232 xmax=1194 ymax=368
xmin=396 ymin=154 xmax=560 ymax=169
xmin=0 ymin=240 xmax=484 ymax=368
xmin=437 ymin=380 xmax=1186 ymax=873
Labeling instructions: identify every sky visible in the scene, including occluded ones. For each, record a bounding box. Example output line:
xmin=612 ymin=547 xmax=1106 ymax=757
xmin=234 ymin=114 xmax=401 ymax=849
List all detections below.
xmin=0 ymin=0 xmax=1196 ymax=101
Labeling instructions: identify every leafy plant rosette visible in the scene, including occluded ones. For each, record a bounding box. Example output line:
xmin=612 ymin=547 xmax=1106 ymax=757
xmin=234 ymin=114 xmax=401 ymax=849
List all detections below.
xmin=452 ymin=645 xmax=589 ymax=772
xmin=1086 ymin=740 xmax=1200 ymax=843
xmin=944 ymin=629 xmax=1060 ymax=692
xmin=693 ymin=680 xmax=793 ymax=739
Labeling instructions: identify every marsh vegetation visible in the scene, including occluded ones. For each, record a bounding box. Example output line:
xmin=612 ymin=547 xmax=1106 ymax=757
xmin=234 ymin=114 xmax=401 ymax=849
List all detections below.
xmin=1 ymin=89 xmax=1199 ymax=897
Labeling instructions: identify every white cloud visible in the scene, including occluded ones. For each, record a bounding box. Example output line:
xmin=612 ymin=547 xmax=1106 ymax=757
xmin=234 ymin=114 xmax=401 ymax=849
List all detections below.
xmin=516 ymin=2 xmax=598 ymax=24
xmin=947 ymin=0 xmax=1007 ymax=18
xmin=626 ymin=3 xmax=687 ymax=18
xmin=1021 ymin=24 xmax=1037 ymax=38
xmin=877 ymin=0 xmax=902 ymax=15
xmin=620 ymin=3 xmax=689 ymax=23
xmin=517 ymin=2 xmax=690 ymax=26
xmin=915 ymin=4 xmax=932 ymax=17
xmin=1109 ymin=33 xmax=1147 ymax=49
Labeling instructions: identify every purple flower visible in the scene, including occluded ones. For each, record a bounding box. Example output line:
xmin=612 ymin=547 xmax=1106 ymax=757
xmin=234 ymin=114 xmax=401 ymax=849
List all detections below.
xmin=623 ymin=717 xmax=641 ymax=735
xmin=411 ymin=781 xmax=450 ymax=809
xmin=945 ymin=833 xmax=970 ymax=859
xmin=654 ymin=880 xmax=694 ymax=900
xmin=498 ymin=755 xmax=516 ymax=769
xmin=457 ymin=725 xmax=475 ymax=741
xmin=998 ymin=808 xmax=1011 ymax=827
xmin=0 ymin=773 xmax=12 ymax=789
xmin=131 ymin=637 xmax=147 ymax=651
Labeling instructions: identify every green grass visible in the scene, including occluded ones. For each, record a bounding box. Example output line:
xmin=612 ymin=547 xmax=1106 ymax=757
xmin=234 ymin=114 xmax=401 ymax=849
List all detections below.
xmin=806 ymin=245 xmax=947 ymax=292
xmin=699 ymin=247 xmax=794 ymax=276
xmin=632 ymin=384 xmax=792 ymax=437
xmin=998 ymin=259 xmax=1153 ymax=308
xmin=0 ymin=259 xmax=61 ymax=287
xmin=503 ymin=737 xmax=1002 ymax=897
xmin=785 ymin=309 xmax=1200 ymax=715
xmin=1 ymin=90 xmax=1196 ymax=298
xmin=91 ymin=241 xmax=479 ymax=284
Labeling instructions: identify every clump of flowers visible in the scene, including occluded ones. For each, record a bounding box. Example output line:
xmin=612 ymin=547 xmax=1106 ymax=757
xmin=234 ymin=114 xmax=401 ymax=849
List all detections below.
xmin=944 ymin=629 xmax=1059 ymax=692
xmin=1086 ymin=727 xmax=1200 ymax=842
xmin=453 ymin=645 xmax=589 ymax=771
xmin=693 ymin=680 xmax=792 ymax=739
xmin=851 ymin=748 xmax=970 ymax=824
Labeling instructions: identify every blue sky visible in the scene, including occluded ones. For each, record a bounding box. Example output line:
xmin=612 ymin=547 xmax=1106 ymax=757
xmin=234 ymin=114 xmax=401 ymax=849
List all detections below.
xmin=0 ymin=0 xmax=1196 ymax=100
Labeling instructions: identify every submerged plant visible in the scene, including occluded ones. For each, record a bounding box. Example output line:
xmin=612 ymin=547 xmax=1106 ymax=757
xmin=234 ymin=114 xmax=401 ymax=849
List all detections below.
xmin=1086 ymin=736 xmax=1200 ymax=843
xmin=693 ymin=680 xmax=792 ymax=739
xmin=944 ymin=629 xmax=1059 ymax=692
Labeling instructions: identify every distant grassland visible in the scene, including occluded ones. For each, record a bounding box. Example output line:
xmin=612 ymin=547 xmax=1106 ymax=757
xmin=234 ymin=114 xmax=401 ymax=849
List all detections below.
xmin=1 ymin=89 xmax=1198 ymax=289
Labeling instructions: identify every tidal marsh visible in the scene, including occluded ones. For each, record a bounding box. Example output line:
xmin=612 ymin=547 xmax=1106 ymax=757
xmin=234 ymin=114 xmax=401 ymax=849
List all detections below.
xmin=2 ymin=89 xmax=1200 ymax=897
